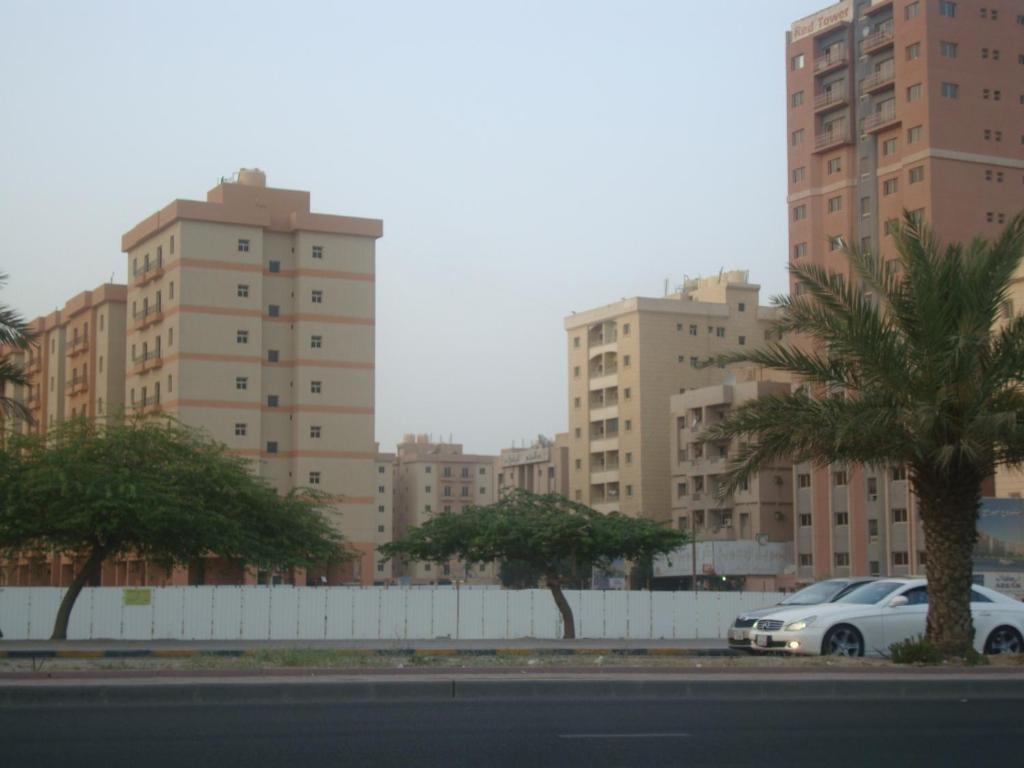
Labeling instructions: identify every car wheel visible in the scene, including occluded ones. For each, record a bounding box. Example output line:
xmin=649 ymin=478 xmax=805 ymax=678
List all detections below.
xmin=821 ymin=625 xmax=864 ymax=657
xmin=984 ymin=626 xmax=1023 ymax=655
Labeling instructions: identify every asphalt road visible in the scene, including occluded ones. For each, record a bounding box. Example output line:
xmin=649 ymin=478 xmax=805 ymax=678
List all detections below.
xmin=2 ymin=692 xmax=1020 ymax=767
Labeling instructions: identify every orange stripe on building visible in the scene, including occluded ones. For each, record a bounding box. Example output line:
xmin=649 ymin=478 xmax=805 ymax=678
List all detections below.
xmin=156 ymin=398 xmax=373 ymax=415
xmin=154 ymin=256 xmax=374 ymax=282
xmin=264 ymin=313 xmax=374 ymax=326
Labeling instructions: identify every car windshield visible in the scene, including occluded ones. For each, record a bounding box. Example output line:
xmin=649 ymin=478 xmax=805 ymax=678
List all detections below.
xmin=779 ymin=580 xmax=848 ymax=606
xmin=833 ymin=581 xmax=905 ymax=605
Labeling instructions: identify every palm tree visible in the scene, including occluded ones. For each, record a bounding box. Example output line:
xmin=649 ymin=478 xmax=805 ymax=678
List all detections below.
xmin=703 ymin=212 xmax=1024 ymax=657
xmin=0 ymin=272 xmax=34 ymax=423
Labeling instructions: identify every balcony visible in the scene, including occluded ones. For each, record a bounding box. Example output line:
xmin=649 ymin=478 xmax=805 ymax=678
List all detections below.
xmin=25 ymin=357 xmax=41 ymax=374
xmin=133 ymin=393 xmax=162 ymax=412
xmin=65 ymin=378 xmax=87 ymax=395
xmin=67 ymin=337 xmax=89 ymax=358
xmin=813 ymin=86 xmax=848 ymax=113
xmin=861 ymin=22 xmax=894 ymax=54
xmin=813 ymin=127 xmax=852 ymax=153
xmin=862 ymin=106 xmax=900 ymax=134
xmin=132 ymin=349 xmax=163 ymax=374
xmin=814 ymin=47 xmax=848 ymax=75
xmin=860 ymin=68 xmax=895 ymax=95
xmin=133 ymin=257 xmax=165 ymax=287
xmin=133 ymin=303 xmax=164 ymax=331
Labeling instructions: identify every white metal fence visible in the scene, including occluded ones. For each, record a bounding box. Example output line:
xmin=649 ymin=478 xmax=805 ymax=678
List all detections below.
xmin=0 ymin=587 xmax=785 ymax=641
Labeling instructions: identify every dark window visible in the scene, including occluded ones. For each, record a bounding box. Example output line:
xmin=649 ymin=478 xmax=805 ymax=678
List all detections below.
xmin=267 ymin=395 xmax=279 ymax=407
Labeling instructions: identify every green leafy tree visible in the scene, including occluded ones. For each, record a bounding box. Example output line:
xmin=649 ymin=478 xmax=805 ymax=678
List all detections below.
xmin=380 ymin=489 xmax=687 ymax=638
xmin=0 ymin=416 xmax=352 ymax=639
xmin=702 ymin=213 xmax=1024 ymax=656
xmin=0 ymin=272 xmax=34 ymax=423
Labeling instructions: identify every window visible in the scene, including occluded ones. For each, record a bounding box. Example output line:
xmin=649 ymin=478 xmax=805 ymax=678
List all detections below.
xmin=829 ymin=236 xmax=843 ymax=252
xmin=311 ymin=290 xmax=323 ymax=304
xmin=868 ymin=519 xmax=879 ymax=536
xmin=236 ymin=376 xmax=248 ymax=390
xmin=791 ymin=53 xmax=805 ymax=70
xmin=268 ymin=304 xmax=280 ymax=317
xmin=716 ymin=327 xmax=726 ymax=337
xmin=885 ymin=218 xmax=899 ymax=236
xmin=574 ymin=397 xmax=581 ymax=409
xmin=267 ymin=349 xmax=279 ymax=363
xmin=378 ymin=465 xmax=386 ymax=475
xmin=690 ymin=356 xmax=699 ymax=367
xmin=835 ymin=512 xmax=849 ymax=526
xmin=310 ymin=335 xmax=322 ymax=349
xmin=891 ymin=466 xmax=907 ymax=481
xmin=909 ymin=166 xmax=924 ymax=184
xmin=310 ymin=425 xmax=321 ymax=439
xmin=906 ymin=83 xmax=922 ymax=101
xmin=236 ymin=329 xmax=249 ymax=344
xmin=835 ymin=553 xmax=850 ymax=567
xmin=940 ymin=41 xmax=957 ymax=58
xmin=827 ymin=157 xmax=841 ymax=175
xmin=689 ymin=324 xmax=698 ymax=336
xmin=378 ymin=486 xmax=386 ymax=494
xmin=883 ymin=177 xmax=898 ymax=195
xmin=235 ymin=423 xmax=247 ymax=436
xmin=893 ymin=551 xmax=909 ymax=566
xmin=792 ymin=242 xmax=807 ymax=260
xmin=938 ymin=1 xmax=955 ymax=17
xmin=622 ymin=322 xmax=630 ymax=336
xmin=573 ymin=365 xmax=580 ymax=378
xmin=791 ymin=129 xmax=805 ymax=147
xmin=907 ymin=125 xmax=922 ymax=144
xmin=625 ymin=419 xmax=632 ymax=431
xmin=99 ymin=314 xmax=105 ymax=332
xmin=238 ymin=239 xmax=250 ymax=252
xmin=798 ymin=473 xmax=811 ymax=488
xmin=906 ymin=43 xmax=920 ymax=61
xmin=309 ymin=472 xmax=321 ymax=485
xmin=799 ymin=513 xmax=812 ymax=527
xmin=892 ymin=507 xmax=909 ymax=523
xmin=267 ymin=395 xmax=279 ymax=407
xmin=312 ymin=245 xmax=323 ymax=259
xmin=883 ymin=137 xmax=897 ymax=156
xmin=311 ymin=380 xmax=322 ymax=394
xmin=799 ymin=554 xmax=813 ymax=567
xmin=574 ymin=428 xmax=581 ymax=438
xmin=833 ymin=470 xmax=848 ymax=486
xmin=792 ymin=166 xmax=806 ymax=183
xmin=791 ymin=91 xmax=804 ymax=108
xmin=625 ymin=452 xmax=633 ymax=465
xmin=170 ymin=235 xmax=175 ymax=254
xmin=860 ymin=197 xmax=871 ymax=218
xmin=941 ymin=82 xmax=959 ymax=99
xmin=738 ymin=335 xmax=746 ymax=346
xmin=793 ymin=205 xmax=807 ymax=222
xmin=905 ymin=1 xmax=919 ymax=19
xmin=827 ymin=196 xmax=842 ymax=213
xmin=623 ymin=354 xmax=630 ymax=366
xmin=626 ymin=485 xmax=633 ymax=497
xmin=168 ymin=328 xmax=174 ymax=347
xmin=268 ymin=260 xmax=280 ymax=273
xmin=266 ymin=441 xmax=278 ymax=454
xmin=377 ymin=525 xmax=385 ymax=534
xmin=574 ymin=459 xmax=582 ymax=470
xmin=237 ymin=284 xmax=249 ymax=298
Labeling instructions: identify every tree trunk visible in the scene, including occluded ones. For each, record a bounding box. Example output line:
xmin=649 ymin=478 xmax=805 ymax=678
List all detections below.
xmin=51 ymin=546 xmax=105 ymax=640
xmin=918 ymin=488 xmax=979 ymax=657
xmin=547 ymin=577 xmax=576 ymax=640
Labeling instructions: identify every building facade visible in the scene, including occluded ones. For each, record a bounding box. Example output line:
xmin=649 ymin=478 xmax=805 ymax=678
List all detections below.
xmin=121 ymin=169 xmax=382 ymax=585
xmin=564 ymin=272 xmax=779 ymax=524
xmin=785 ymin=0 xmax=1023 ymax=580
xmin=495 ymin=433 xmax=570 ymax=497
xmin=391 ymin=434 xmax=498 ymax=584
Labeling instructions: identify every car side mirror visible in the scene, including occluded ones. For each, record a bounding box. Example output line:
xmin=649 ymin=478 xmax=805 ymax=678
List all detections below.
xmin=888 ymin=595 xmax=909 ymax=608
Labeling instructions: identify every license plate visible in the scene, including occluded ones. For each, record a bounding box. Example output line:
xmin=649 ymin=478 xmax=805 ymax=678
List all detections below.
xmin=728 ymin=629 xmax=747 ymax=641
xmin=756 ymin=634 xmax=770 ymax=648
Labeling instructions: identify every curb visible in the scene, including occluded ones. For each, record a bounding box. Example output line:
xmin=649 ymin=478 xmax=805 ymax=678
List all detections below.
xmin=0 ymin=647 xmax=739 ymax=660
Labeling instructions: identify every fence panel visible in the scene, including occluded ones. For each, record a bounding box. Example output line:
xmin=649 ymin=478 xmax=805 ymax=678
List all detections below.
xmin=0 ymin=588 xmax=30 ymax=639
xmin=577 ymin=590 xmax=606 ymax=639
xmin=27 ymin=589 xmax=63 ymax=640
xmin=506 ymin=590 xmax=534 ymax=638
xmin=211 ymin=588 xmax=243 ymax=640
xmin=326 ymin=588 xmax=355 ymax=639
xmin=651 ymin=592 xmax=677 ymax=639
xmin=378 ymin=589 xmax=406 ymax=640
xmin=182 ymin=587 xmax=215 ymax=640
xmin=626 ymin=591 xmax=652 ymax=639
xmin=602 ymin=591 xmax=629 ymax=639
xmin=458 ymin=589 xmax=485 ymax=640
xmin=297 ymin=588 xmax=327 ymax=640
xmin=122 ymin=590 xmax=154 ymax=640
xmin=532 ymin=589 xmax=561 ymax=638
xmin=405 ymin=588 xmax=434 ymax=639
xmin=66 ymin=588 xmax=92 ymax=640
xmin=480 ymin=589 xmax=508 ymax=639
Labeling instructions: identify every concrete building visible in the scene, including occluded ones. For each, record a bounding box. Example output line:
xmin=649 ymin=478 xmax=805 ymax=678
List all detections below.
xmin=121 ymin=169 xmax=382 ymax=585
xmin=496 ymin=433 xmax=570 ymax=497
xmin=564 ymin=272 xmax=780 ymax=524
xmin=391 ymin=434 xmax=498 ymax=584
xmin=667 ymin=374 xmax=796 ymax=590
xmin=785 ymin=0 xmax=1023 ymax=581
xmin=374 ymin=448 xmax=396 ymax=584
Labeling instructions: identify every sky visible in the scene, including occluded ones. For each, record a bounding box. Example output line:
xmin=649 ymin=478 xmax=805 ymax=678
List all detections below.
xmin=0 ymin=0 xmax=825 ymax=456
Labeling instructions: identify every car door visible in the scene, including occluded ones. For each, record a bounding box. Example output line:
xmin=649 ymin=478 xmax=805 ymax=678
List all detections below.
xmin=881 ymin=585 xmax=929 ymax=649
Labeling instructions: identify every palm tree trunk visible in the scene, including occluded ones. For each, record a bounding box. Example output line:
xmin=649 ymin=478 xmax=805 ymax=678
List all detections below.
xmin=546 ymin=576 xmax=576 ymax=640
xmin=51 ymin=546 xmax=105 ymax=640
xmin=918 ymin=489 xmax=979 ymax=657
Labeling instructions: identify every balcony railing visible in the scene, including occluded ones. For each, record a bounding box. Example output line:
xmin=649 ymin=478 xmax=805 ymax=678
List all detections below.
xmin=814 ymin=46 xmax=848 ymax=74
xmin=860 ymin=68 xmax=895 ymax=95
xmin=67 ymin=337 xmax=90 ymax=357
xmin=862 ymin=106 xmax=899 ymax=133
xmin=861 ymin=22 xmax=894 ymax=53
xmin=132 ymin=349 xmax=163 ymax=373
xmin=133 ymin=393 xmax=162 ymax=410
xmin=133 ymin=303 xmax=164 ymax=330
xmin=65 ymin=378 xmax=87 ymax=395
xmin=814 ymin=127 xmax=852 ymax=151
xmin=813 ymin=86 xmax=848 ymax=112
xmin=133 ymin=257 xmax=165 ymax=286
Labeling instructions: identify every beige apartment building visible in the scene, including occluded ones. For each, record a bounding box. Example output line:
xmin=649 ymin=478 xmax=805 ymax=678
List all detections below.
xmin=0 ymin=283 xmax=127 ymax=585
xmin=785 ymin=0 xmax=1023 ymax=581
xmin=121 ymin=169 xmax=382 ymax=585
xmin=564 ymin=272 xmax=780 ymax=524
xmin=495 ymin=433 xmax=570 ymax=497
xmin=391 ymin=434 xmax=498 ymax=584
xmin=374 ymin=448 xmax=396 ymax=584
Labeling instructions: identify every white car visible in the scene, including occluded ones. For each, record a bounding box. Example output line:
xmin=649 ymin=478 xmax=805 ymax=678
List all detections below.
xmin=748 ymin=578 xmax=1024 ymax=657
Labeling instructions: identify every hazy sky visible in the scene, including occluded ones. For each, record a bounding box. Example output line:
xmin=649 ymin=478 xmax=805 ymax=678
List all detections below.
xmin=0 ymin=0 xmax=822 ymax=456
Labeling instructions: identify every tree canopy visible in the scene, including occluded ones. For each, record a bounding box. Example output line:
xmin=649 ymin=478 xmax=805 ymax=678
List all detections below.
xmin=703 ymin=212 xmax=1024 ymax=656
xmin=0 ymin=416 xmax=352 ymax=638
xmin=0 ymin=272 xmax=34 ymax=423
xmin=380 ymin=489 xmax=687 ymax=638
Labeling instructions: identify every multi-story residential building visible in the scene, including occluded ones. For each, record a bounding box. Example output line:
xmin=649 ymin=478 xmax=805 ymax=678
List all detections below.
xmin=374 ymin=447 xmax=396 ymax=584
xmin=564 ymin=272 xmax=779 ymax=524
xmin=391 ymin=434 xmax=498 ymax=584
xmin=665 ymin=374 xmax=795 ymax=590
xmin=121 ymin=168 xmax=382 ymax=585
xmin=495 ymin=433 xmax=570 ymax=497
xmin=785 ymin=0 xmax=1022 ymax=581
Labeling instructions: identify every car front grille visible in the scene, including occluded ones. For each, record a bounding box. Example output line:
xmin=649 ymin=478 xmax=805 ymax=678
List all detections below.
xmin=733 ymin=617 xmax=757 ymax=628
xmin=755 ymin=619 xmax=784 ymax=631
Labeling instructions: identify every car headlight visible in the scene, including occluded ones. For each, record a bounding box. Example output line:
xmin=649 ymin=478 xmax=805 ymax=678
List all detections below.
xmin=784 ymin=616 xmax=816 ymax=631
